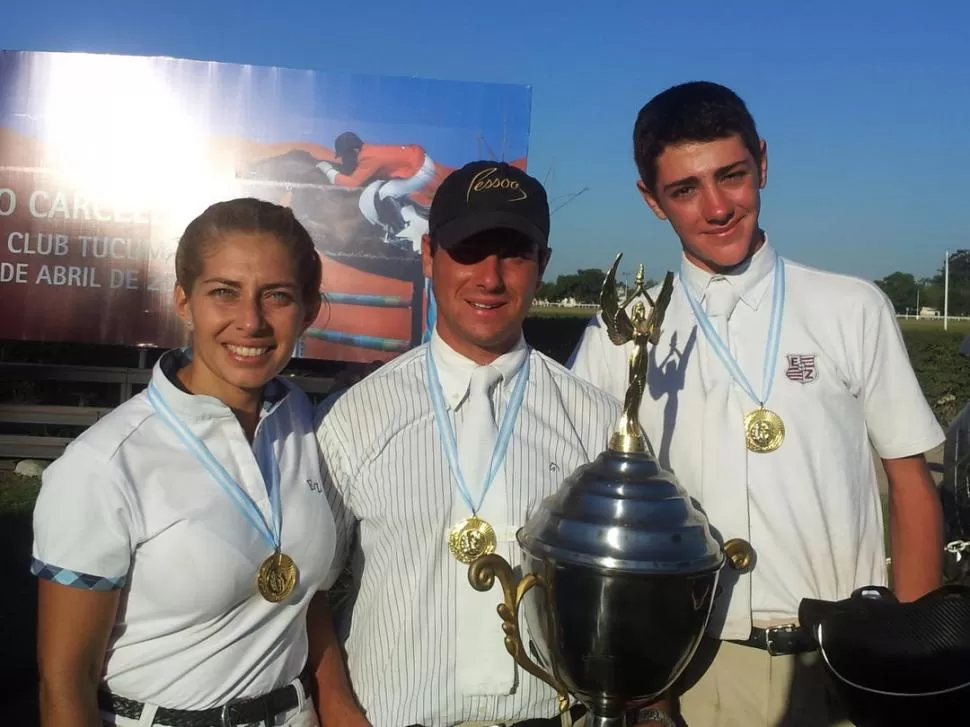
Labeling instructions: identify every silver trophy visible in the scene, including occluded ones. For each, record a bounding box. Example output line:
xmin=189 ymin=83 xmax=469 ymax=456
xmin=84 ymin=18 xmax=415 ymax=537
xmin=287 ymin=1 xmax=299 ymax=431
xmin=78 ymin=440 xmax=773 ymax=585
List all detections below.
xmin=468 ymin=253 xmax=752 ymax=727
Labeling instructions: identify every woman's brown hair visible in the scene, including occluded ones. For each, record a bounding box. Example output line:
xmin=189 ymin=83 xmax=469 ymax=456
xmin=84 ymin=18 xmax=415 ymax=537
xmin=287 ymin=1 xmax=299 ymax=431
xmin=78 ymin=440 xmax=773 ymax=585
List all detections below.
xmin=175 ymin=197 xmax=322 ymax=306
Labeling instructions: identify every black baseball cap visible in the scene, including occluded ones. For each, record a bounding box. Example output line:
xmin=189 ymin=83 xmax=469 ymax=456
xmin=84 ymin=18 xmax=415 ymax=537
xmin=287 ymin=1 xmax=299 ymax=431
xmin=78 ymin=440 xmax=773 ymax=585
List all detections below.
xmin=429 ymin=160 xmax=550 ymax=251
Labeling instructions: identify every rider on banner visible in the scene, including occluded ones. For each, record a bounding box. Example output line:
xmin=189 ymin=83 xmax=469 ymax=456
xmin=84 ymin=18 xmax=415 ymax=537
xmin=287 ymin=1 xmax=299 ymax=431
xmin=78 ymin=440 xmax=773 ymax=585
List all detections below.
xmin=316 ymin=132 xmax=449 ymax=250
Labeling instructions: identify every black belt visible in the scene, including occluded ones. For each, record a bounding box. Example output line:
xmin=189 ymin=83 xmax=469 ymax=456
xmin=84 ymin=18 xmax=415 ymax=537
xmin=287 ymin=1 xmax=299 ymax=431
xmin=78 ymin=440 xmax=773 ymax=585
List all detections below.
xmin=729 ymin=624 xmax=817 ymax=656
xmin=98 ymin=671 xmax=313 ymax=727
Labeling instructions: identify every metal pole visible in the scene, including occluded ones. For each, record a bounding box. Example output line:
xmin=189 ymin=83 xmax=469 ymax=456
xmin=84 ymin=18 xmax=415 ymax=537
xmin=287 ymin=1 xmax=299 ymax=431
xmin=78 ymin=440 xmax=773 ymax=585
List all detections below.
xmin=944 ymin=250 xmax=950 ymax=331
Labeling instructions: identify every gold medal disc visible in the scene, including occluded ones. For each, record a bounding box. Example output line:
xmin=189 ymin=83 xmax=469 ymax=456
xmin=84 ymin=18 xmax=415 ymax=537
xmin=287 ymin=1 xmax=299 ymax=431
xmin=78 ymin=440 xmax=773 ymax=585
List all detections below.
xmin=256 ymin=551 xmax=298 ymax=602
xmin=744 ymin=408 xmax=785 ymax=453
xmin=448 ymin=516 xmax=497 ymax=564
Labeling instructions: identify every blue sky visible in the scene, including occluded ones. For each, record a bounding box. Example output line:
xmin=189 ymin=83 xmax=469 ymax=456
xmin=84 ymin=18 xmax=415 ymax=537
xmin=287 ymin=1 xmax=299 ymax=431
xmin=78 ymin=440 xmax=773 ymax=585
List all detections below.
xmin=2 ymin=0 xmax=967 ymax=282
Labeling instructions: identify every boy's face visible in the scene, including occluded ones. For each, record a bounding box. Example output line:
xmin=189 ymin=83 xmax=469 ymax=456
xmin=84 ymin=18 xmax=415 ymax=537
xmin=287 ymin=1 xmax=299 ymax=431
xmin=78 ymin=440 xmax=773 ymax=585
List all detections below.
xmin=639 ymin=134 xmax=768 ymax=273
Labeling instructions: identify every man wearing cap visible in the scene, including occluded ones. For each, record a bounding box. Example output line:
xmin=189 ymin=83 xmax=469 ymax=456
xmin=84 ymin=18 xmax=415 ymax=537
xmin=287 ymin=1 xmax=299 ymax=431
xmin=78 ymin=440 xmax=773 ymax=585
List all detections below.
xmin=315 ymin=161 xmax=674 ymax=727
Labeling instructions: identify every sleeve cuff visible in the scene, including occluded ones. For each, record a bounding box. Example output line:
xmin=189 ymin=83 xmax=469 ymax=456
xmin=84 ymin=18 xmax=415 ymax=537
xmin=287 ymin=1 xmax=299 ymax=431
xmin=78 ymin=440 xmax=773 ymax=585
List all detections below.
xmin=874 ymin=431 xmax=945 ymax=461
xmin=31 ymin=557 xmax=127 ymax=591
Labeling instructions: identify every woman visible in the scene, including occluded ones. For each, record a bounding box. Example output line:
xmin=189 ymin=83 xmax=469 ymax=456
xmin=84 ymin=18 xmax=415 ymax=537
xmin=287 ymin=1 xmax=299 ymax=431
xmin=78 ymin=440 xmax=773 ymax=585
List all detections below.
xmin=31 ymin=198 xmax=367 ymax=726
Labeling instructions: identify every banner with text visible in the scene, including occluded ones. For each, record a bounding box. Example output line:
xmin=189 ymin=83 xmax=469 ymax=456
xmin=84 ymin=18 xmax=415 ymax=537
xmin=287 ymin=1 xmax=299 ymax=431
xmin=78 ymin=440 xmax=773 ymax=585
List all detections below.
xmin=0 ymin=51 xmax=532 ymax=362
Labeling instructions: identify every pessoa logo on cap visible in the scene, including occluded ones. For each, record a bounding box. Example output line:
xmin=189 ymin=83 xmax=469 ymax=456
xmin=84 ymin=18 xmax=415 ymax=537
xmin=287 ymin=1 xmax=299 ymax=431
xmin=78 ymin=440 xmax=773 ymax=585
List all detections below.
xmin=466 ymin=166 xmax=528 ymax=202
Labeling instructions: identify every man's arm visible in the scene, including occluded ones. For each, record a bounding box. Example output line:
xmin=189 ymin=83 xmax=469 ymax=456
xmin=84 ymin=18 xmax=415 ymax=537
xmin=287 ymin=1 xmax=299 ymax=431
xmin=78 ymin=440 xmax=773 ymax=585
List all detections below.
xmin=857 ymin=286 xmax=945 ymax=599
xmin=313 ymin=394 xmax=369 ymax=723
xmin=884 ymin=453 xmax=944 ymax=600
xmin=331 ymin=155 xmax=387 ymax=188
xmin=306 ymin=591 xmax=370 ymax=726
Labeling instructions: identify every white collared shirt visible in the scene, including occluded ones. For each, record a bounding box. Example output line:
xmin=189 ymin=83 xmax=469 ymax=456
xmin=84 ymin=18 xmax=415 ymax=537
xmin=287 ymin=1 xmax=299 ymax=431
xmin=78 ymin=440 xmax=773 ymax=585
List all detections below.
xmin=315 ymin=331 xmax=621 ymax=727
xmin=428 ymin=330 xmax=530 ymax=411
xmin=31 ymin=350 xmax=337 ymax=709
xmin=569 ymin=240 xmax=944 ymax=628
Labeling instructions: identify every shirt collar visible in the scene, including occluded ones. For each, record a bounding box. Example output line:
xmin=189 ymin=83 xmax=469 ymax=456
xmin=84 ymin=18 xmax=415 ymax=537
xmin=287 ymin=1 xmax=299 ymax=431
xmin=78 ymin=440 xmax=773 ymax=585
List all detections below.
xmin=680 ymin=234 xmax=777 ymax=311
xmin=428 ymin=329 xmax=530 ymax=411
xmin=149 ymin=348 xmax=289 ymax=421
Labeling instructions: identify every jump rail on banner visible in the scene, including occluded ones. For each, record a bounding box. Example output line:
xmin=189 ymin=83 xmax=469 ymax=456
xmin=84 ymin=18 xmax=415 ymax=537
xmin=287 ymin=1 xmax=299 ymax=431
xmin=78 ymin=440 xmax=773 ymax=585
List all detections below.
xmin=316 ymin=289 xmax=420 ymax=353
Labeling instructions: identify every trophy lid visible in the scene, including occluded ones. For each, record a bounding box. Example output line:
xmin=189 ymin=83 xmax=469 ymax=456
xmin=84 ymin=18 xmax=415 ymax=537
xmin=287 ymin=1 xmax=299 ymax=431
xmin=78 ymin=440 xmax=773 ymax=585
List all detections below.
xmin=517 ymin=449 xmax=725 ymax=575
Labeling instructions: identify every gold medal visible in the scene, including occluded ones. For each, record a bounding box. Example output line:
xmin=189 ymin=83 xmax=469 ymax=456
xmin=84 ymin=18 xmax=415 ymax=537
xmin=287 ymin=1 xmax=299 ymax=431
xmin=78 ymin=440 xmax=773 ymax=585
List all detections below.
xmin=744 ymin=408 xmax=785 ymax=453
xmin=448 ymin=516 xmax=497 ymax=564
xmin=256 ymin=550 xmax=298 ymax=602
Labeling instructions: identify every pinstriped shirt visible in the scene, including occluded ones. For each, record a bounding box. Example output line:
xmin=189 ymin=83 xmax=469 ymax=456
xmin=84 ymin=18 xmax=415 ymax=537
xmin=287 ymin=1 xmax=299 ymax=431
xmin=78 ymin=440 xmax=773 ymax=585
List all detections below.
xmin=314 ymin=333 xmax=622 ymax=727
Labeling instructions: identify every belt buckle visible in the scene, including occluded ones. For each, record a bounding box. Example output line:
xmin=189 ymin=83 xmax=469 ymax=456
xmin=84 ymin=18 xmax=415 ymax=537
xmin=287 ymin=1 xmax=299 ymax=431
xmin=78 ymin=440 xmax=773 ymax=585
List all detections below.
xmin=220 ymin=698 xmax=247 ymax=727
xmin=764 ymin=624 xmax=797 ymax=656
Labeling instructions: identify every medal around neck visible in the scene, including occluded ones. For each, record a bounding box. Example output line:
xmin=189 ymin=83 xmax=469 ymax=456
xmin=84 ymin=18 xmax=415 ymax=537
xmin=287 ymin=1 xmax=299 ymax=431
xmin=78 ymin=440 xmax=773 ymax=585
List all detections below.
xmin=463 ymin=253 xmax=754 ymax=726
xmin=425 ymin=348 xmax=529 ymax=564
xmin=146 ymin=383 xmax=299 ymax=604
xmin=680 ymin=255 xmax=787 ymax=453
xmin=449 ymin=515 xmax=498 ymax=564
xmin=257 ymin=550 xmax=298 ymax=602
xmin=744 ymin=407 xmax=785 ymax=453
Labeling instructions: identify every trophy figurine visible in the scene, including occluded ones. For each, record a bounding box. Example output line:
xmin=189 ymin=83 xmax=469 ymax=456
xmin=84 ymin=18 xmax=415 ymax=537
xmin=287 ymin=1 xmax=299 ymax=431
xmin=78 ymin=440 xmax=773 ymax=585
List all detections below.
xmin=468 ymin=253 xmax=752 ymax=727
xmin=599 ymin=255 xmax=674 ymax=454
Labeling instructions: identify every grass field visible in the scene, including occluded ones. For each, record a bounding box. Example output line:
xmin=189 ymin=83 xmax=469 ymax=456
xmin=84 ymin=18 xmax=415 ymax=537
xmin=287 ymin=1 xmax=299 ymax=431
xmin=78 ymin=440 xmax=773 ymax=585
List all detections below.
xmin=897 ymin=316 xmax=970 ymax=334
xmin=529 ymin=304 xmax=598 ymax=318
xmin=0 ymin=470 xmax=40 ymax=509
xmin=530 ymin=303 xmax=970 ymax=331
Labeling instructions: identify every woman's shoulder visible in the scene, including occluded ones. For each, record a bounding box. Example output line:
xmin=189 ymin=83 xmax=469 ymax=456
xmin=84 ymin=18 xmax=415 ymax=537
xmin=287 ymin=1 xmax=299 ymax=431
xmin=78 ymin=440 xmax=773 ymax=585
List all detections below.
xmin=64 ymin=392 xmax=157 ymax=466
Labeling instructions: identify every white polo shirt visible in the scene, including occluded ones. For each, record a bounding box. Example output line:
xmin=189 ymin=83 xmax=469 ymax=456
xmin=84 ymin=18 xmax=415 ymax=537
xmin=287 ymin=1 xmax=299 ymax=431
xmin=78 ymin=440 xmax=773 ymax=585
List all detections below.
xmin=31 ymin=350 xmax=338 ymax=709
xmin=569 ymin=240 xmax=944 ymax=637
xmin=315 ymin=332 xmax=621 ymax=727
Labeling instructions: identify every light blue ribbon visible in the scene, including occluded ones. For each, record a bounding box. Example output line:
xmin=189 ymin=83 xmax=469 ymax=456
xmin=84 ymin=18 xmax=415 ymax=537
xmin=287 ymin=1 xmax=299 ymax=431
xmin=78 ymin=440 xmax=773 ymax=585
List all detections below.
xmin=425 ymin=347 xmax=529 ymax=514
xmin=147 ymin=384 xmax=282 ymax=551
xmin=679 ymin=256 xmax=786 ymax=407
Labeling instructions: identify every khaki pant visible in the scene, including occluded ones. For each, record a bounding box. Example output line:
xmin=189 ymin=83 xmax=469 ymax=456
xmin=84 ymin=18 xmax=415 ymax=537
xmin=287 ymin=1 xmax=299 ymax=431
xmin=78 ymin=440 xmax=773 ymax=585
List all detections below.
xmin=674 ymin=639 xmax=853 ymax=727
xmin=454 ymin=713 xmax=587 ymax=726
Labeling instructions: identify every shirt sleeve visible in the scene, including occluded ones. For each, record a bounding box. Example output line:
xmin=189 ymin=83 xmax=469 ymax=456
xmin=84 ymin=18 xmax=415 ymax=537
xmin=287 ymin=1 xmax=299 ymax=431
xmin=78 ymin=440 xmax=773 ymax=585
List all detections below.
xmin=314 ymin=394 xmax=359 ymax=591
xmin=31 ymin=442 xmax=135 ymax=591
xmin=567 ymin=313 xmax=628 ymax=401
xmin=861 ymin=286 xmax=945 ymax=459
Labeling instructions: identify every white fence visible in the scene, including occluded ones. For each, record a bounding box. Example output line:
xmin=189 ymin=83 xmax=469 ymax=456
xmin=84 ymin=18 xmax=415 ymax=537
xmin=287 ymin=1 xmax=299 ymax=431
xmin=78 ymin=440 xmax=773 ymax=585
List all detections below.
xmin=0 ymin=363 xmax=334 ymax=460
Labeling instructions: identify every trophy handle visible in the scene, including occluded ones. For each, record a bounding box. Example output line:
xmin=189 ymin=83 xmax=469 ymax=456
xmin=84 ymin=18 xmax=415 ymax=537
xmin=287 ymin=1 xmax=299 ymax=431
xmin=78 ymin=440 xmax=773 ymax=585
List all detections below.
xmin=468 ymin=554 xmax=571 ymax=714
xmin=723 ymin=538 xmax=754 ymax=572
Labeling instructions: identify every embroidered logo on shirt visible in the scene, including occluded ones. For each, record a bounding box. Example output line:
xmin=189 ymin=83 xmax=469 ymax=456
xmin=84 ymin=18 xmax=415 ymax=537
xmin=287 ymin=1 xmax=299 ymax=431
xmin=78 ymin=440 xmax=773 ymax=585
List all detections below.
xmin=307 ymin=479 xmax=324 ymax=493
xmin=784 ymin=354 xmax=819 ymax=383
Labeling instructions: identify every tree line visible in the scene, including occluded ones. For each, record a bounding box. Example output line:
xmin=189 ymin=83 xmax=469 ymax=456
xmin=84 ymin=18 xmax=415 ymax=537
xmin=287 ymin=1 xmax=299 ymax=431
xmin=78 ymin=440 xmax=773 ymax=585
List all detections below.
xmin=539 ymin=251 xmax=970 ymax=316
xmin=538 ymin=269 xmax=658 ymax=304
xmin=876 ymin=250 xmax=970 ymax=316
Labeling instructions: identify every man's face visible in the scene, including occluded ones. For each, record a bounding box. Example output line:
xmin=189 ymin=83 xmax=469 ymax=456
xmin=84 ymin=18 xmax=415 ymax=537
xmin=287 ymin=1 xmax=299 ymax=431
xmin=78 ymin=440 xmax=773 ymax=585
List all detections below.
xmin=422 ymin=229 xmax=550 ymax=364
xmin=335 ymin=145 xmax=361 ymax=174
xmin=638 ymin=134 xmax=768 ymax=273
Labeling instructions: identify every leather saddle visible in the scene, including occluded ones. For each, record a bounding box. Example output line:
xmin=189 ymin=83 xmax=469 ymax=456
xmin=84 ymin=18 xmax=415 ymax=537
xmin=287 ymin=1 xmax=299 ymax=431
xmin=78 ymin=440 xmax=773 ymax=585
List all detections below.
xmin=798 ymin=584 xmax=970 ymax=726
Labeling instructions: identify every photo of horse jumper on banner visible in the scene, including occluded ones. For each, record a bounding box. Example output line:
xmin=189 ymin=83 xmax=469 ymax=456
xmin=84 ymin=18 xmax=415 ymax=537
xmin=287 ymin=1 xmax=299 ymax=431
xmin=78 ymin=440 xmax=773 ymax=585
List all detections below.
xmin=237 ymin=135 xmax=448 ymax=358
xmin=0 ymin=52 xmax=533 ymax=366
